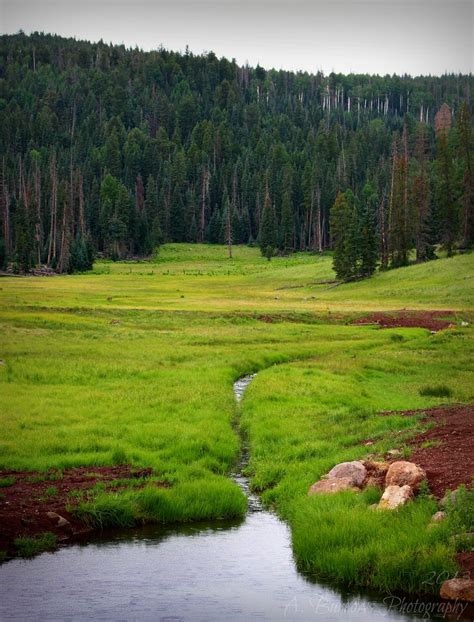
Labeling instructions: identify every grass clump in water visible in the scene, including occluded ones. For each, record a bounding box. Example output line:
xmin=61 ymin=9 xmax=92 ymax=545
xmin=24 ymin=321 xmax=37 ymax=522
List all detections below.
xmin=73 ymin=478 xmax=247 ymax=528
xmin=14 ymin=533 xmax=57 ymax=558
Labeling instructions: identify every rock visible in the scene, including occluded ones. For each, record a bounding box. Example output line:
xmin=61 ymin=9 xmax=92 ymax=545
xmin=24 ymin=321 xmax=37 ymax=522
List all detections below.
xmin=378 ymin=485 xmax=413 ymax=510
xmin=308 ymin=477 xmax=359 ymax=495
xmin=46 ymin=511 xmax=72 ymax=530
xmin=326 ymin=461 xmax=367 ymax=488
xmin=431 ymin=511 xmax=446 ymax=522
xmin=363 ymin=461 xmax=389 ymax=488
xmin=440 ymin=489 xmax=459 ymax=508
xmin=440 ymin=578 xmax=474 ymax=602
xmin=385 ymin=461 xmax=426 ymax=490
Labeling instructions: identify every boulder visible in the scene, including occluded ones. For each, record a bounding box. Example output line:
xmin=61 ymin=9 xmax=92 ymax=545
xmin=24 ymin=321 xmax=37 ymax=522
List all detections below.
xmin=46 ymin=511 xmax=72 ymax=530
xmin=385 ymin=461 xmax=426 ymax=490
xmin=378 ymin=485 xmax=413 ymax=510
xmin=363 ymin=461 xmax=389 ymax=488
xmin=326 ymin=461 xmax=367 ymax=488
xmin=308 ymin=477 xmax=358 ymax=495
xmin=440 ymin=578 xmax=474 ymax=602
xmin=440 ymin=489 xmax=459 ymax=508
xmin=431 ymin=511 xmax=446 ymax=522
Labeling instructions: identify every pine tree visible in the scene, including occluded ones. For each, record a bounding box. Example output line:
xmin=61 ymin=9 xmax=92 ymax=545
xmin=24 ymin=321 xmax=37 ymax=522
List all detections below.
xmin=389 ymin=133 xmax=410 ymax=267
xmin=14 ymin=197 xmax=33 ymax=272
xmin=280 ymin=189 xmax=293 ymax=253
xmin=223 ymin=195 xmax=233 ymax=258
xmin=412 ymin=124 xmax=433 ymax=262
xmin=330 ymin=191 xmax=352 ymax=280
xmin=104 ymin=128 xmax=121 ymax=178
xmin=435 ymin=131 xmax=458 ymax=256
xmin=259 ymin=182 xmax=276 ymax=258
xmin=457 ymin=102 xmax=474 ymax=249
xmin=359 ymin=183 xmax=378 ymax=277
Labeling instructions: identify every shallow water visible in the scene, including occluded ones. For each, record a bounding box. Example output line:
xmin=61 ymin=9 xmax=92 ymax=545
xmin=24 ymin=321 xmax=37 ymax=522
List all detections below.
xmin=0 ymin=376 xmax=458 ymax=621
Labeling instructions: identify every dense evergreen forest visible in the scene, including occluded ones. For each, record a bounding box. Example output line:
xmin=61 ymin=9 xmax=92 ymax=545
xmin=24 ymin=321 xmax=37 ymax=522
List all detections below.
xmin=1 ymin=32 xmax=473 ymax=275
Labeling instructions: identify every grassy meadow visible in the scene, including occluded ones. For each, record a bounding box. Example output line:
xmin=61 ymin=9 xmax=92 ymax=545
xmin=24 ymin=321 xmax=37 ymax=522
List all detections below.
xmin=1 ymin=244 xmax=473 ymax=592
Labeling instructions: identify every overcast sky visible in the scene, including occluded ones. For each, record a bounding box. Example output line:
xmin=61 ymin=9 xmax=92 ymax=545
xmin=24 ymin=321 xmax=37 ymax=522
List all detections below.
xmin=1 ymin=0 xmax=473 ymax=76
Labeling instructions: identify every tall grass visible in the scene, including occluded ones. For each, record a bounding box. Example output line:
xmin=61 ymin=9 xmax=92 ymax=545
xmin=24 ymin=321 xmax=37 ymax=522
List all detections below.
xmin=73 ymin=478 xmax=247 ymax=528
xmin=291 ymin=491 xmax=456 ymax=594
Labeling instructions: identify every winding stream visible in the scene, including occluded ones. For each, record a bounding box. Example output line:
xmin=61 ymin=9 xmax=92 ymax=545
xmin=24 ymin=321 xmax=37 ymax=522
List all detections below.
xmin=0 ymin=375 xmax=451 ymax=621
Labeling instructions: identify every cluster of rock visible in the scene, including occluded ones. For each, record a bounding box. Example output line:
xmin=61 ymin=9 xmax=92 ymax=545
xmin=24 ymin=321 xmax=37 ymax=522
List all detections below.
xmin=309 ymin=460 xmax=474 ymax=603
xmin=308 ymin=459 xmax=426 ymax=510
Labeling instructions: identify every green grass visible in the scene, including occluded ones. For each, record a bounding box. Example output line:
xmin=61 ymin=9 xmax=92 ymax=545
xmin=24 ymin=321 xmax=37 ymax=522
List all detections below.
xmin=419 ymin=384 xmax=453 ymax=398
xmin=291 ymin=490 xmax=457 ymax=594
xmin=73 ymin=478 xmax=247 ymax=528
xmin=0 ymin=476 xmax=16 ymax=487
xmin=1 ymin=244 xmax=473 ymax=590
xmin=14 ymin=533 xmax=57 ymax=558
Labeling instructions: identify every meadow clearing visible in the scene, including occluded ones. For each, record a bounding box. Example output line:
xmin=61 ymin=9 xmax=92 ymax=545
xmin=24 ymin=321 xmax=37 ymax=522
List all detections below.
xmin=1 ymin=244 xmax=473 ymax=594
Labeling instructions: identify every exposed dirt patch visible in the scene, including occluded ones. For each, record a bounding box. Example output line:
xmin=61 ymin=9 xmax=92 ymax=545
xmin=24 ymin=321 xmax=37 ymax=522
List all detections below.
xmin=376 ymin=404 xmax=473 ymax=580
xmin=0 ymin=465 xmax=161 ymax=558
xmin=353 ymin=309 xmax=456 ymax=332
xmin=398 ymin=404 xmax=474 ymax=499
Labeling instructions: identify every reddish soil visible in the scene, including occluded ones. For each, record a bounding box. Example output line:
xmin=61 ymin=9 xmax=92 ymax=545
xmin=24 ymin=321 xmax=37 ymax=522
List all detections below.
xmin=0 ymin=465 xmax=159 ymax=558
xmin=385 ymin=404 xmax=474 ymax=579
xmin=401 ymin=403 xmax=474 ymax=499
xmin=352 ymin=309 xmax=456 ymax=332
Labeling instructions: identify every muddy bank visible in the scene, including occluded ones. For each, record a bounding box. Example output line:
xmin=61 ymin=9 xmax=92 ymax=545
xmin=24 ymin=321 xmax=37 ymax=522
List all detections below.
xmin=0 ymin=465 xmax=160 ymax=557
xmin=353 ymin=309 xmax=456 ymax=331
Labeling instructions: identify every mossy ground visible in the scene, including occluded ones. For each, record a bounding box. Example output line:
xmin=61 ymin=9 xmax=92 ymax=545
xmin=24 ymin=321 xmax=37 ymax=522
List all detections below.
xmin=1 ymin=244 xmax=473 ymax=591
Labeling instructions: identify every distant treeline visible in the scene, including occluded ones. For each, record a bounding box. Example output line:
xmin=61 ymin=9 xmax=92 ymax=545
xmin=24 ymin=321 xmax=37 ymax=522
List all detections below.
xmin=0 ymin=32 xmax=472 ymax=274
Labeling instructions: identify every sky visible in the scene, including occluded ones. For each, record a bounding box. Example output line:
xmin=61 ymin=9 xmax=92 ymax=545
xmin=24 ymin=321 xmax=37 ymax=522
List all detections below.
xmin=1 ymin=0 xmax=473 ymax=76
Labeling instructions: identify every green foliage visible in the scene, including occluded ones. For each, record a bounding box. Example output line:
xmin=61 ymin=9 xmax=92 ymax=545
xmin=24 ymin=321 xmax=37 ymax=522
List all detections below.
xmin=259 ymin=186 xmax=277 ymax=257
xmin=2 ymin=32 xmax=471 ymax=274
xmin=330 ymin=190 xmax=374 ymax=280
xmin=69 ymin=236 xmax=94 ymax=272
xmin=74 ymin=479 xmax=247 ymax=528
xmin=0 ymin=476 xmax=16 ymax=487
xmin=291 ymin=493 xmax=456 ymax=594
xmin=14 ymin=533 xmax=57 ymax=558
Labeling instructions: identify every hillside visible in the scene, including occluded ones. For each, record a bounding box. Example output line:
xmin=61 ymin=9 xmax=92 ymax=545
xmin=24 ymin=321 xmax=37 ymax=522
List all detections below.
xmin=1 ymin=32 xmax=473 ymax=276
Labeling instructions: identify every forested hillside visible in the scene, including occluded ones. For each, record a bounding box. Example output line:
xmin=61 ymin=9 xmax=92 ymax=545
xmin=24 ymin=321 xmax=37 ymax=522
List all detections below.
xmin=1 ymin=32 xmax=473 ymax=273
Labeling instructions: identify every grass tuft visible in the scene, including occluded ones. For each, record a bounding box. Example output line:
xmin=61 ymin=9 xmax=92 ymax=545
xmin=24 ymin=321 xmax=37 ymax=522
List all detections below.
xmin=74 ymin=478 xmax=247 ymax=528
xmin=419 ymin=385 xmax=453 ymax=398
xmin=14 ymin=533 xmax=57 ymax=558
xmin=0 ymin=476 xmax=16 ymax=487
